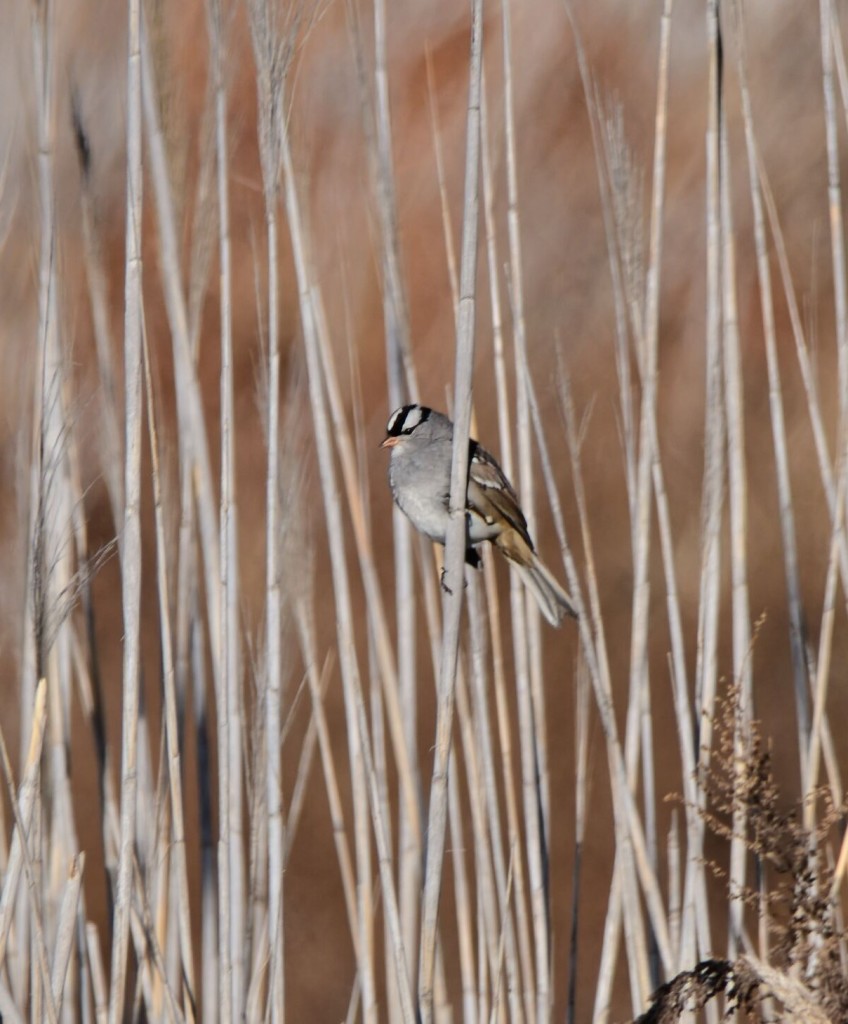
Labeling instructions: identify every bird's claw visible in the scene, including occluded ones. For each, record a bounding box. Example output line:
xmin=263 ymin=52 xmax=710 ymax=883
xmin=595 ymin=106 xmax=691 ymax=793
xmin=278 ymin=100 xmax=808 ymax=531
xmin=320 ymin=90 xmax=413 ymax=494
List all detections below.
xmin=440 ymin=567 xmax=469 ymax=594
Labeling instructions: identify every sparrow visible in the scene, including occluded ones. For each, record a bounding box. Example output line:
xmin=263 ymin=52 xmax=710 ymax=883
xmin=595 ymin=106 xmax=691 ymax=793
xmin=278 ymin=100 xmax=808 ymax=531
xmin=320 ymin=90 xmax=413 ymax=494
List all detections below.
xmin=382 ymin=404 xmax=577 ymax=626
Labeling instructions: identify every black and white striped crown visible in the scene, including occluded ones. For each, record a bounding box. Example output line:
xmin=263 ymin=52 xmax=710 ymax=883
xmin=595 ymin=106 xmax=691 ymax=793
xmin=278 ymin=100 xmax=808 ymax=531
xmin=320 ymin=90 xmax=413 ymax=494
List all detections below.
xmin=385 ymin=404 xmax=432 ymax=437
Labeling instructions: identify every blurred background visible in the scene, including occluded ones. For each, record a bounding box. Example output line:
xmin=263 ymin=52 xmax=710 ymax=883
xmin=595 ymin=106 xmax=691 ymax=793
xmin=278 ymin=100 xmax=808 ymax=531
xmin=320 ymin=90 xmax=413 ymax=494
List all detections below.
xmin=0 ymin=0 xmax=846 ymax=1020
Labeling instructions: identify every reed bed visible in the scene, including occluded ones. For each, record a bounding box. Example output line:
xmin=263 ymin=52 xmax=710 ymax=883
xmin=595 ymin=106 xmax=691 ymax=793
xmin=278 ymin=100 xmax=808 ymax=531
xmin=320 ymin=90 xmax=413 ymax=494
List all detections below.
xmin=3 ymin=0 xmax=848 ymax=1021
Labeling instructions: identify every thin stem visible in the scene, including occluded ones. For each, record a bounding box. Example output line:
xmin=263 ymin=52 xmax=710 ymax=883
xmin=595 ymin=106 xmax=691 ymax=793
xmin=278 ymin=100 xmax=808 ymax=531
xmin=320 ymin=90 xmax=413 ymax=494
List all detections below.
xmin=418 ymin=2 xmax=484 ymax=1019
xmin=108 ymin=0 xmax=143 ymax=1016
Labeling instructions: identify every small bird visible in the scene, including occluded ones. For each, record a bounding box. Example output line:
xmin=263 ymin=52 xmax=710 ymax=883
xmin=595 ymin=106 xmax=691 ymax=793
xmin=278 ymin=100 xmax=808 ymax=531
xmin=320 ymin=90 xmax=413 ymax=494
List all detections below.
xmin=381 ymin=404 xmax=578 ymax=626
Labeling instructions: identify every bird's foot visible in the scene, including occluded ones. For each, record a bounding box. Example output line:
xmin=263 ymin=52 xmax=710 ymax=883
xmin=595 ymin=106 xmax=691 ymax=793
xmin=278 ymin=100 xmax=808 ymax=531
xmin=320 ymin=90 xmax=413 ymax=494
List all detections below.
xmin=440 ymin=567 xmax=472 ymax=594
xmin=440 ymin=567 xmax=452 ymax=594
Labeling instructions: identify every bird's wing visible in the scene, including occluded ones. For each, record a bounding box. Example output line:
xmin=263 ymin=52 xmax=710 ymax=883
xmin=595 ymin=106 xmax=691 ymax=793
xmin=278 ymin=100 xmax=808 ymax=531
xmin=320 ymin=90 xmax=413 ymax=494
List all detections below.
xmin=466 ymin=441 xmax=535 ymax=550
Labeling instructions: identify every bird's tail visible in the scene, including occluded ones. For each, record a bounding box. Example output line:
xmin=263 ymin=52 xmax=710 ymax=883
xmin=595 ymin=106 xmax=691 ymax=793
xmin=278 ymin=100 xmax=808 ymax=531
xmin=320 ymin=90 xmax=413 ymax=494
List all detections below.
xmin=515 ymin=556 xmax=578 ymax=627
xmin=494 ymin=529 xmax=578 ymax=627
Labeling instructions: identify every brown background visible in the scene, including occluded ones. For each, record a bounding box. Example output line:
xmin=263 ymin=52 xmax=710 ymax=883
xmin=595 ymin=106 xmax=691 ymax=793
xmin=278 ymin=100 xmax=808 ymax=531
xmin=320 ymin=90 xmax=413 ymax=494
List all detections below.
xmin=1 ymin=0 xmax=845 ymax=1019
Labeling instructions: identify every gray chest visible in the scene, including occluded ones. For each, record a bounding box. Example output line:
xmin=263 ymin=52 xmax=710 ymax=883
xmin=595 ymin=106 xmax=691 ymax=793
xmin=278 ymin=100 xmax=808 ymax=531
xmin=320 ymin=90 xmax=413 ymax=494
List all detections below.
xmin=389 ymin=447 xmax=452 ymax=543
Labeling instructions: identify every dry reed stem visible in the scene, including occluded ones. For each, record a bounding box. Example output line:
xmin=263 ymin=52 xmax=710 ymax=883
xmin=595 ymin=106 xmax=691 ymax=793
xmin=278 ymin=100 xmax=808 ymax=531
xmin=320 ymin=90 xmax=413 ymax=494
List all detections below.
xmin=294 ymin=607 xmax=359 ymax=950
xmin=820 ymin=0 xmax=848 ymax=427
xmin=454 ymin=685 xmax=499 ymax=1021
xmin=418 ymin=2 xmax=484 ymax=1019
xmin=480 ymin=74 xmax=536 ymax=1021
xmin=687 ymin=2 xmax=725 ymax=994
xmin=500 ymin=6 xmax=551 ymax=1016
xmin=108 ymin=0 xmax=144 ymax=1016
xmin=427 ymin=45 xmax=460 ymax=317
xmin=734 ymin=7 xmax=812 ymax=786
xmin=351 ymin=3 xmax=426 ymax=1000
xmin=312 ymin=292 xmax=422 ymax=846
xmin=556 ymin=377 xmax=652 ymax=1020
xmin=446 ymin=738 xmax=476 ymax=1020
xmin=143 ymin=321 xmax=197 ymax=1019
xmin=141 ymin=13 xmax=222 ymax=676
xmin=245 ymin=0 xmax=287 ymax=1012
xmin=0 ymin=680 xmax=48 ymax=974
xmin=565 ymin=654 xmax=590 ymax=1024
xmin=759 ymin=168 xmax=848 ymax=611
xmin=279 ymin=90 xmax=415 ymax=1021
xmin=481 ymin=558 xmax=535 ymax=1022
xmin=50 ymin=852 xmax=84 ymax=1010
xmin=718 ymin=17 xmax=754 ymax=959
xmin=206 ymin=0 xmax=245 ymax=1013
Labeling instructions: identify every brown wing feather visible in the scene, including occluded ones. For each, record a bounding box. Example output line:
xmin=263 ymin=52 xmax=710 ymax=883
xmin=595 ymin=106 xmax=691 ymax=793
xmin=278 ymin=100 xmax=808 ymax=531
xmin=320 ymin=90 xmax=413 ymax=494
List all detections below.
xmin=466 ymin=441 xmax=535 ymax=551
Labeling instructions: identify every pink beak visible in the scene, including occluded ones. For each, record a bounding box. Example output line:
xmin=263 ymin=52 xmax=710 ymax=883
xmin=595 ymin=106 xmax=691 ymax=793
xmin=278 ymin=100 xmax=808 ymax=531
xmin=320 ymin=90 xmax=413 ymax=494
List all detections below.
xmin=380 ymin=436 xmax=399 ymax=449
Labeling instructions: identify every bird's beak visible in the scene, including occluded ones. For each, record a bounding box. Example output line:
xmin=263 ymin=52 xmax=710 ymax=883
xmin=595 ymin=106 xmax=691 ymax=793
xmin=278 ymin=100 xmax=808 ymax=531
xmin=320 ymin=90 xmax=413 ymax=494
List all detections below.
xmin=380 ymin=436 xmax=398 ymax=449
